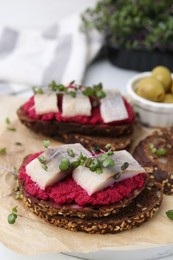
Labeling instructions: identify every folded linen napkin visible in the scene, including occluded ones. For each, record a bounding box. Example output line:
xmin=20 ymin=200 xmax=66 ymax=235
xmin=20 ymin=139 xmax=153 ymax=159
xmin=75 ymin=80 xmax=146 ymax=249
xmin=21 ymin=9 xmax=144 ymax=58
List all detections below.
xmin=0 ymin=13 xmax=102 ymax=94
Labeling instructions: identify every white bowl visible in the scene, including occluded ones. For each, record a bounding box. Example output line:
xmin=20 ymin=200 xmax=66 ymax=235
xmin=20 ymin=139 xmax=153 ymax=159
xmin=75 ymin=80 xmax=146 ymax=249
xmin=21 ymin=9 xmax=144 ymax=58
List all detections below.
xmin=127 ymin=72 xmax=173 ymax=127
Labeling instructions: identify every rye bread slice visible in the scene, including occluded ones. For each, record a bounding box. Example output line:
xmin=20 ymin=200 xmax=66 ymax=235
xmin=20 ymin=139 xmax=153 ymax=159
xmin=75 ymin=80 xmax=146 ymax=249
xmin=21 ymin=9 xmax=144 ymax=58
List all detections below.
xmin=20 ymin=181 xmax=163 ymax=234
xmin=18 ymin=154 xmax=148 ymax=219
xmin=17 ymin=106 xmax=133 ymax=150
xmin=133 ymin=128 xmax=173 ymax=195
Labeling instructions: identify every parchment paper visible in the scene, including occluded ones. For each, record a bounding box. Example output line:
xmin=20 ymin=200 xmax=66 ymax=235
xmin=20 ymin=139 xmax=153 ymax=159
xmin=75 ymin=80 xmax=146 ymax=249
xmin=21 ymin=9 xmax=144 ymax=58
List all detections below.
xmin=0 ymin=95 xmax=172 ymax=256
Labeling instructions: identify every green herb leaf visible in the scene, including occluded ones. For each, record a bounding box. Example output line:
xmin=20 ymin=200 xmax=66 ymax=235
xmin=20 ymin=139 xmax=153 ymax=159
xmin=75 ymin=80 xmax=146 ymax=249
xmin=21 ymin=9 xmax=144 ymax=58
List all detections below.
xmin=38 ymin=155 xmax=46 ymax=164
xmin=105 ymin=143 xmax=111 ymax=150
xmin=8 ymin=206 xmax=18 ymax=224
xmin=101 ymin=153 xmax=108 ymax=161
xmin=8 ymin=213 xmax=17 ymax=224
xmin=6 ymin=117 xmax=10 ymax=125
xmin=121 ymin=162 xmax=129 ymax=171
xmin=43 ymin=140 xmax=50 ymax=148
xmin=0 ymin=147 xmax=6 ymax=154
xmin=59 ymin=158 xmax=70 ymax=171
xmin=107 ymin=150 xmax=114 ymax=156
xmin=166 ymin=210 xmax=173 ymax=220
xmin=69 ymin=91 xmax=76 ymax=98
xmin=12 ymin=206 xmax=18 ymax=214
xmin=93 ymin=145 xmax=100 ymax=153
xmin=67 ymin=148 xmax=75 ymax=157
xmin=15 ymin=142 xmax=22 ymax=146
xmin=102 ymin=158 xmax=115 ymax=168
xmin=7 ymin=127 xmax=16 ymax=131
xmin=69 ymin=80 xmax=75 ymax=85
xmin=71 ymin=161 xmax=80 ymax=169
xmin=113 ymin=172 xmax=121 ymax=180
xmin=41 ymin=164 xmax=48 ymax=171
xmin=96 ymin=167 xmax=103 ymax=174
xmin=82 ymin=86 xmax=95 ymax=96
xmin=156 ymin=148 xmax=167 ymax=156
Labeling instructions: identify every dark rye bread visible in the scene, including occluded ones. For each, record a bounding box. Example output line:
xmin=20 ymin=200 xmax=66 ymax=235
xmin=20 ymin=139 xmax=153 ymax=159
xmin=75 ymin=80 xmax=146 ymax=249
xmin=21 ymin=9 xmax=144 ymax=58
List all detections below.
xmin=133 ymin=128 xmax=173 ymax=195
xmin=17 ymin=106 xmax=133 ymax=150
xmin=20 ymin=181 xmax=163 ymax=234
xmin=18 ymin=174 xmax=148 ymax=219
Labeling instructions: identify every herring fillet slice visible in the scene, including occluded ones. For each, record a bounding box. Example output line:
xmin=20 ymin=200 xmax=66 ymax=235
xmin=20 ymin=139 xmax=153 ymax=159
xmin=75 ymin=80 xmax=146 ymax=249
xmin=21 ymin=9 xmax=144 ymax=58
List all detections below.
xmin=100 ymin=90 xmax=128 ymax=123
xmin=34 ymin=93 xmax=59 ymax=115
xmin=73 ymin=150 xmax=146 ymax=195
xmin=26 ymin=143 xmax=90 ymax=190
xmin=62 ymin=93 xmax=91 ymax=117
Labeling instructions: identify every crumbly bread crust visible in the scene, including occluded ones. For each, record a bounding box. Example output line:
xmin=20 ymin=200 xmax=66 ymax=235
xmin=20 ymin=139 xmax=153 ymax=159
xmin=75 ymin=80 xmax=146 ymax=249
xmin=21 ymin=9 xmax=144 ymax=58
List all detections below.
xmin=20 ymin=181 xmax=163 ymax=234
xmin=133 ymin=128 xmax=173 ymax=194
xmin=17 ymin=106 xmax=133 ymax=150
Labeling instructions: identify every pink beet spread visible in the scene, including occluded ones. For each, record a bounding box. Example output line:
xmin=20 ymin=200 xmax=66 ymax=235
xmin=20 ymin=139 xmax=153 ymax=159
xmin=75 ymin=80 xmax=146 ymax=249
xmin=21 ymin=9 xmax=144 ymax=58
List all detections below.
xmin=18 ymin=153 xmax=146 ymax=206
xmin=23 ymin=95 xmax=134 ymax=125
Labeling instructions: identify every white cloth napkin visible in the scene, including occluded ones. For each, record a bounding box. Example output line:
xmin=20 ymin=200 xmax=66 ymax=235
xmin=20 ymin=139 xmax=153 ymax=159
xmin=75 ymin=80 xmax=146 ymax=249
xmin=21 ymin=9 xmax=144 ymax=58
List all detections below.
xmin=0 ymin=13 xmax=102 ymax=94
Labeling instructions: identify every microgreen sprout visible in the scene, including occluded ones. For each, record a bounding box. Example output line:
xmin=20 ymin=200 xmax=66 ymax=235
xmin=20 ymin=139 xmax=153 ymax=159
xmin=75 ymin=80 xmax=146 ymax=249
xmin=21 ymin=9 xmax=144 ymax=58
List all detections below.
xmin=43 ymin=140 xmax=50 ymax=148
xmin=38 ymin=156 xmax=48 ymax=171
xmin=15 ymin=142 xmax=22 ymax=146
xmin=5 ymin=117 xmax=16 ymax=131
xmin=7 ymin=206 xmax=18 ymax=224
xmin=0 ymin=147 xmax=6 ymax=154
xmin=149 ymin=143 xmax=167 ymax=156
xmin=32 ymin=86 xmax=44 ymax=94
xmin=166 ymin=210 xmax=173 ymax=220
xmin=59 ymin=158 xmax=71 ymax=171
xmin=67 ymin=148 xmax=75 ymax=157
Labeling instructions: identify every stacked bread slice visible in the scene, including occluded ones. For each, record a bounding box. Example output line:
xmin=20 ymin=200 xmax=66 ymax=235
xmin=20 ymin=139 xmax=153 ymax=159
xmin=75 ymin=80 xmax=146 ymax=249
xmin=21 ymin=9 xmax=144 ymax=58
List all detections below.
xmin=18 ymin=143 xmax=163 ymax=234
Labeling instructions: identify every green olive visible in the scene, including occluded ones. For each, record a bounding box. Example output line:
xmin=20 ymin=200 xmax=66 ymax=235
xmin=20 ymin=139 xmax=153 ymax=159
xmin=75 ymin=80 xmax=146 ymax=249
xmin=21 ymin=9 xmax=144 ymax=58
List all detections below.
xmin=171 ymin=80 xmax=173 ymax=94
xmin=152 ymin=66 xmax=172 ymax=92
xmin=136 ymin=77 xmax=165 ymax=102
xmin=162 ymin=93 xmax=173 ymax=103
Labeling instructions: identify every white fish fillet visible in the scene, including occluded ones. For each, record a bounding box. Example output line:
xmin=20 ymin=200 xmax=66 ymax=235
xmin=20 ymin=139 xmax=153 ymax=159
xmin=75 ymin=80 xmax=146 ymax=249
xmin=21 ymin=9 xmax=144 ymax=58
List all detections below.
xmin=100 ymin=90 xmax=128 ymax=123
xmin=26 ymin=143 xmax=90 ymax=190
xmin=73 ymin=150 xmax=146 ymax=195
xmin=62 ymin=93 xmax=91 ymax=117
xmin=34 ymin=93 xmax=59 ymax=115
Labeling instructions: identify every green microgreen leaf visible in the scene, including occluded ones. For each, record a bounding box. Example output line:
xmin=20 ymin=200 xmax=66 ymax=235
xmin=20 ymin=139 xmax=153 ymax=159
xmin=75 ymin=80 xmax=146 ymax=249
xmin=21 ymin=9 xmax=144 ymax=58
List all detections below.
xmin=38 ymin=155 xmax=48 ymax=171
xmin=67 ymin=148 xmax=75 ymax=157
xmin=69 ymin=91 xmax=76 ymax=98
xmin=38 ymin=155 xmax=46 ymax=164
xmin=113 ymin=172 xmax=121 ymax=180
xmin=82 ymin=86 xmax=95 ymax=96
xmin=69 ymin=80 xmax=75 ymax=85
xmin=41 ymin=164 xmax=48 ymax=171
xmin=101 ymin=153 xmax=108 ymax=161
xmin=7 ymin=127 xmax=16 ymax=131
xmin=156 ymin=148 xmax=167 ymax=156
xmin=93 ymin=145 xmax=100 ymax=153
xmin=102 ymin=158 xmax=115 ymax=168
xmin=43 ymin=140 xmax=50 ymax=148
xmin=71 ymin=161 xmax=80 ymax=169
xmin=96 ymin=167 xmax=103 ymax=174
xmin=107 ymin=150 xmax=114 ymax=156
xmin=15 ymin=142 xmax=22 ymax=146
xmin=105 ymin=143 xmax=111 ymax=150
xmin=121 ymin=162 xmax=129 ymax=171
xmin=0 ymin=147 xmax=6 ymax=154
xmin=85 ymin=158 xmax=93 ymax=168
xmin=5 ymin=117 xmax=10 ymax=125
xmin=12 ymin=206 xmax=18 ymax=214
xmin=89 ymin=158 xmax=100 ymax=172
xmin=8 ymin=213 xmax=17 ymax=224
xmin=59 ymin=158 xmax=70 ymax=171
xmin=166 ymin=210 xmax=173 ymax=220
xmin=8 ymin=206 xmax=18 ymax=224
xmin=32 ymin=86 xmax=44 ymax=94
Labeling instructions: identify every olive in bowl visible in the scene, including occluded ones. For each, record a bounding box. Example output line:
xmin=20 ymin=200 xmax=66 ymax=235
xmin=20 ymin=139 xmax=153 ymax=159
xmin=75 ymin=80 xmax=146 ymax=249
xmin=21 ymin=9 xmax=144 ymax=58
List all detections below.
xmin=127 ymin=72 xmax=173 ymax=127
